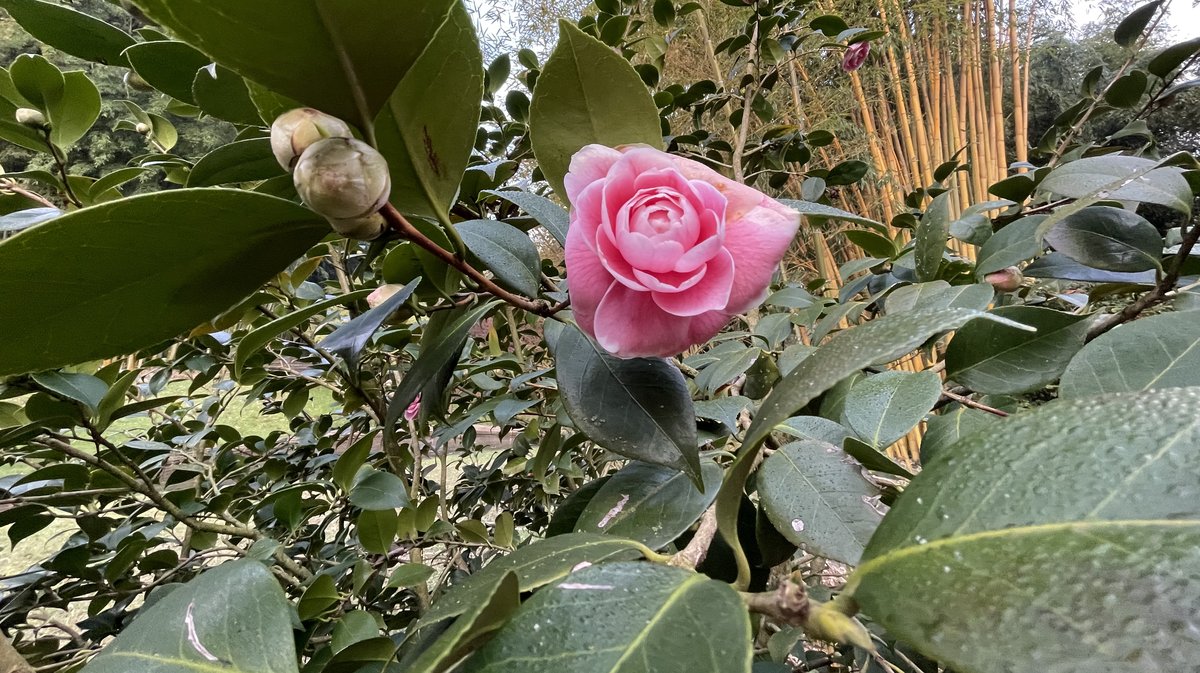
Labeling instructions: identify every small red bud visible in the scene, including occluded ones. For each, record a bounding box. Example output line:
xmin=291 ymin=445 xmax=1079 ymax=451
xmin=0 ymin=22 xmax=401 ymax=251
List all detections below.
xmin=841 ymin=41 xmax=870 ymax=72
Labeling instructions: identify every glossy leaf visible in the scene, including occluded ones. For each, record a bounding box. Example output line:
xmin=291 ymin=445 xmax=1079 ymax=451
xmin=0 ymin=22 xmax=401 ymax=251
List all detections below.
xmin=1148 ymin=36 xmax=1200 ymax=77
xmin=0 ymin=190 xmax=327 ymax=376
xmin=0 ymin=0 xmax=135 ymax=65
xmin=374 ymin=1 xmax=482 ymax=222
xmin=842 ymin=437 xmax=915 ymax=479
xmin=885 ymin=282 xmax=994 ymax=315
xmin=320 ymin=279 xmax=420 ymax=369
xmin=920 ymin=406 xmax=1000 ymax=464
xmin=945 ymin=306 xmax=1091 ymax=395
xmin=555 ymin=325 xmax=700 ymax=481
xmin=357 ymin=509 xmax=398 ymax=555
xmin=1023 ymin=252 xmax=1156 ymax=284
xmin=402 ymin=571 xmax=519 ymax=673
xmin=484 ymin=190 xmax=569 ymax=247
xmin=975 ymin=215 xmax=1043 ymax=277
xmin=1060 ymin=311 xmax=1200 ymax=398
xmin=349 ymin=467 xmax=411 ymax=511
xmin=468 ymin=563 xmax=752 ymax=673
xmin=1039 ymin=155 xmax=1192 ymax=215
xmin=30 ymin=371 xmax=106 ymax=412
xmin=778 ymin=199 xmax=885 ymax=230
xmin=192 ymin=64 xmax=262 ymax=126
xmin=1044 ymin=206 xmax=1162 ymax=272
xmin=419 ymin=533 xmax=644 ymax=625
xmin=454 ymin=220 xmax=540 ymax=298
xmin=125 ymin=0 xmax=466 ymax=132
xmin=574 ymin=461 xmax=721 ymax=549
xmin=1114 ymin=0 xmax=1162 ymax=46
xmin=188 ymin=138 xmax=286 ymax=187
xmin=844 ymin=371 xmax=942 ymax=449
xmin=80 ymin=560 xmax=297 ymax=673
xmin=914 ymin=192 xmax=952 ymax=282
xmin=530 ymin=20 xmax=662 ymax=197
xmin=759 ymin=440 xmax=884 ymax=564
xmin=124 ymin=41 xmax=211 ymax=104
xmin=720 ymin=307 xmax=1014 ymax=588
xmin=849 ymin=387 xmax=1200 ymax=673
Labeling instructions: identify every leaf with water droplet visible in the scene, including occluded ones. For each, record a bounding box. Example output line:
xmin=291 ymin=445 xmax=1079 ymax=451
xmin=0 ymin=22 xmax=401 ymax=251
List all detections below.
xmin=847 ymin=387 xmax=1200 ymax=673
xmin=466 ymin=563 xmax=752 ymax=673
xmin=574 ymin=461 xmax=721 ymax=550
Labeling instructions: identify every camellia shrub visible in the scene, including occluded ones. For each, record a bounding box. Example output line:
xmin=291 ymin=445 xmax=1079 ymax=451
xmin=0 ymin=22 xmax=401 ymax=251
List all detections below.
xmin=0 ymin=1 xmax=1198 ymax=672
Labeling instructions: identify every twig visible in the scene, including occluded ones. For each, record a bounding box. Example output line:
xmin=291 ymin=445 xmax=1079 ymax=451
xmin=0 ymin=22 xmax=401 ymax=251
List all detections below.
xmin=741 ymin=579 xmax=811 ymax=626
xmin=669 ymin=507 xmax=718 ymax=569
xmin=940 ymin=388 xmax=1009 ymax=418
xmin=1086 ymin=216 xmax=1200 ymax=342
xmin=731 ymin=20 xmax=761 ymax=183
xmin=380 ymin=204 xmax=565 ymax=317
xmin=0 ymin=179 xmax=57 ymax=209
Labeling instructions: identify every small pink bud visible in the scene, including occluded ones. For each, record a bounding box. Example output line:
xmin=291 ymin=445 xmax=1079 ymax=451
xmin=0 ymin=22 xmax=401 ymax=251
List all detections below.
xmin=841 ymin=41 xmax=870 ymax=72
xmin=984 ymin=267 xmax=1024 ymax=292
xmin=404 ymin=394 xmax=421 ymax=421
xmin=366 ymin=284 xmax=405 ymax=309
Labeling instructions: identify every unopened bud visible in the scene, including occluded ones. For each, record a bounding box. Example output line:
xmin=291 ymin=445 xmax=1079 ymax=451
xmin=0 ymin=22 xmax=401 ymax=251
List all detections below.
xmin=123 ymin=71 xmax=152 ymax=91
xmin=294 ymin=138 xmax=391 ymax=236
xmin=366 ymin=283 xmax=406 ymax=309
xmin=984 ymin=266 xmax=1024 ymax=292
xmin=329 ymin=212 xmax=386 ymax=241
xmin=15 ymin=108 xmax=46 ymax=129
xmin=841 ymin=41 xmax=871 ymax=72
xmin=802 ymin=600 xmax=874 ymax=651
xmin=135 ymin=122 xmax=152 ymax=135
xmin=270 ymin=108 xmax=353 ymax=171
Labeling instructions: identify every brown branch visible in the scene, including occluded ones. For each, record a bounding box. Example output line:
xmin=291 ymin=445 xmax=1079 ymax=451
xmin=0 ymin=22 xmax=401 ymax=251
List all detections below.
xmin=940 ymin=388 xmax=1009 ymax=418
xmin=669 ymin=507 xmax=718 ymax=569
xmin=0 ymin=179 xmax=56 ymax=209
xmin=380 ymin=204 xmax=564 ymax=317
xmin=1086 ymin=218 xmax=1200 ymax=342
xmin=741 ymin=579 xmax=811 ymax=626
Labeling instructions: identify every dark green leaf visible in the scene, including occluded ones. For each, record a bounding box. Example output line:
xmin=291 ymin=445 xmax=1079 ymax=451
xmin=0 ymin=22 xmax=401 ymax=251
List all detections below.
xmin=844 ymin=371 xmax=942 ymax=449
xmin=468 ymin=563 xmax=752 ymax=673
xmin=842 ymin=437 xmax=915 ymax=479
xmin=298 ymin=574 xmax=340 ymax=621
xmin=556 ymin=325 xmax=700 ymax=482
xmin=454 ymin=220 xmax=540 ymax=298
xmin=1060 ymin=311 xmax=1200 ymax=398
xmin=235 ymin=290 xmax=373 ymax=378
xmin=389 ymin=563 xmax=435 ymax=588
xmin=31 ymin=371 xmax=106 ymax=412
xmin=125 ymin=0 xmax=466 ymax=132
xmin=914 ymin=192 xmax=952 ymax=282
xmin=1039 ymin=155 xmax=1192 ymax=215
xmin=945 ymin=306 xmax=1090 ymax=395
xmin=188 ymin=138 xmax=285 ymax=187
xmin=920 ymin=406 xmax=999 ymax=464
xmin=719 ymin=307 xmax=1012 ymax=588
xmin=1148 ymin=36 xmax=1200 ymax=77
xmin=1114 ymin=0 xmax=1162 ymax=46
xmin=0 ymin=0 xmax=135 ymax=65
xmin=975 ymin=215 xmax=1044 ymax=277
xmin=850 ymin=387 xmax=1200 ymax=673
xmin=760 ymin=440 xmax=884 ymax=564
xmin=844 ymin=229 xmax=896 ymax=259
xmin=357 ymin=509 xmax=398 ymax=555
xmin=0 ymin=190 xmax=327 ymax=376
xmin=374 ymin=1 xmax=482 ymax=223
xmin=191 ymin=64 xmax=262 ymax=126
xmin=1023 ymin=252 xmax=1156 ymax=284
xmin=778 ymin=199 xmax=884 ymax=230
xmin=885 ymin=282 xmax=994 ymax=315
xmin=401 ymin=571 xmax=518 ymax=673
xmin=349 ymin=468 xmax=411 ymax=511
xmin=80 ymin=561 xmax=297 ymax=673
xmin=1103 ymin=70 xmax=1148 ymax=108
xmin=419 ymin=533 xmax=644 ymax=625
xmin=1044 ymin=206 xmax=1162 ymax=272
xmin=987 ymin=174 xmax=1036 ymax=202
xmin=484 ymin=190 xmax=569 ymax=247
xmin=124 ymin=41 xmax=211 ymax=104
xmin=320 ymin=279 xmax=420 ymax=369
xmin=574 ymin=461 xmax=721 ymax=549
xmin=333 ymin=431 xmax=378 ymax=493
xmin=530 ymin=20 xmax=662 ymax=197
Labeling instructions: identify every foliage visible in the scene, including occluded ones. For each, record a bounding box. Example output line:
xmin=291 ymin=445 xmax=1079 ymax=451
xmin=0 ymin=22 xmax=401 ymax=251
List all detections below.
xmin=0 ymin=1 xmax=1199 ymax=673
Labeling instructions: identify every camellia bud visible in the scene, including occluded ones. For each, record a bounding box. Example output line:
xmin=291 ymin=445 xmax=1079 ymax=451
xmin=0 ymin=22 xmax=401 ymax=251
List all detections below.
xmin=984 ymin=266 xmax=1024 ymax=292
xmin=123 ymin=71 xmax=153 ymax=91
xmin=841 ymin=41 xmax=871 ymax=72
xmin=135 ymin=122 xmax=152 ymax=135
xmin=293 ymin=137 xmax=391 ymax=240
xmin=15 ymin=108 xmax=47 ymax=129
xmin=270 ymin=108 xmax=353 ymax=171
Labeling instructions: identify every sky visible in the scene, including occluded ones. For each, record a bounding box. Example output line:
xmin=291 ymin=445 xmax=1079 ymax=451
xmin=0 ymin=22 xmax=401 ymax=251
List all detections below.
xmin=1071 ymin=0 xmax=1200 ymax=40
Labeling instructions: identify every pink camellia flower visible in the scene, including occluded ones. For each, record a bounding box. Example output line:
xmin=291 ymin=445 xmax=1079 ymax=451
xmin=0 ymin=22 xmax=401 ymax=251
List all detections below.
xmin=841 ymin=41 xmax=870 ymax=72
xmin=404 ymin=394 xmax=421 ymax=421
xmin=563 ymin=145 xmax=799 ymax=358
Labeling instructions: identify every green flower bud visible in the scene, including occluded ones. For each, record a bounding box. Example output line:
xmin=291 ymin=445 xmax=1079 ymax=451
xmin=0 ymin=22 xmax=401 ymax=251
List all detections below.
xmin=270 ymin=108 xmax=353 ymax=171
xmin=293 ymin=137 xmax=392 ymax=238
xmin=329 ymin=212 xmax=387 ymax=241
xmin=15 ymin=108 xmax=47 ymax=129
xmin=123 ymin=71 xmax=153 ymax=91
xmin=135 ymin=122 xmax=152 ymax=135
